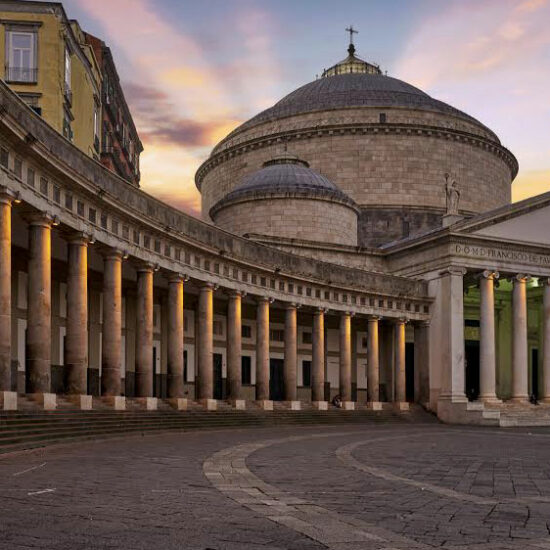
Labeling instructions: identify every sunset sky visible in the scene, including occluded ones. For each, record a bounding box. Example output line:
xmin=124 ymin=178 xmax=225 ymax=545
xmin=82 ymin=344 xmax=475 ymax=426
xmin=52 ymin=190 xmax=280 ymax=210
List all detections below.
xmin=63 ymin=0 xmax=550 ymax=216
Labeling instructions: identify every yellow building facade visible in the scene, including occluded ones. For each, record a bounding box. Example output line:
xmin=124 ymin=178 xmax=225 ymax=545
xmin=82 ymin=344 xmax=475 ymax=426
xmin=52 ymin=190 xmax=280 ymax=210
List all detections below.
xmin=0 ymin=1 xmax=101 ymax=158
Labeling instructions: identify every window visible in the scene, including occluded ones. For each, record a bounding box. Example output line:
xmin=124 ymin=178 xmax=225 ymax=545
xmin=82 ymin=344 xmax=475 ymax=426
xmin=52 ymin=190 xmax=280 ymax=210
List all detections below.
xmin=100 ymin=213 xmax=107 ymax=229
xmin=27 ymin=167 xmax=35 ymax=187
xmin=65 ymin=193 xmax=73 ymax=210
xmin=39 ymin=177 xmax=48 ymax=196
xmin=241 ymin=325 xmax=251 ymax=339
xmin=0 ymin=147 xmax=8 ymax=168
xmin=77 ymin=200 xmax=85 ymax=217
xmin=62 ymin=108 xmax=73 ymax=141
xmin=213 ymin=320 xmax=223 ymax=337
xmin=64 ymin=47 xmax=71 ymax=95
xmin=112 ymin=219 xmax=119 ymax=235
xmin=302 ymin=361 xmax=311 ymax=387
xmin=379 ymin=113 xmax=387 ymax=123
xmin=93 ymin=103 xmax=100 ymax=152
xmin=88 ymin=208 xmax=96 ymax=224
xmin=241 ymin=356 xmax=251 ymax=385
xmin=53 ymin=186 xmax=61 ymax=204
xmin=6 ymin=30 xmax=37 ymax=83
xmin=270 ymin=329 xmax=284 ymax=342
xmin=13 ymin=157 xmax=22 ymax=178
xmin=302 ymin=331 xmax=312 ymax=344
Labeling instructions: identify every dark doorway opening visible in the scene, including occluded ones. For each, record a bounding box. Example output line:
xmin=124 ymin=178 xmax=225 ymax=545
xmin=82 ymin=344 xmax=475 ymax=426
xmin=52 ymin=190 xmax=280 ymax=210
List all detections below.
xmin=270 ymin=358 xmax=284 ymax=401
xmin=152 ymin=347 xmax=157 ymax=397
xmin=465 ymin=340 xmax=480 ymax=401
xmin=531 ymin=348 xmax=539 ymax=399
xmin=213 ymin=353 xmax=223 ymax=400
xmin=405 ymin=342 xmax=415 ymax=402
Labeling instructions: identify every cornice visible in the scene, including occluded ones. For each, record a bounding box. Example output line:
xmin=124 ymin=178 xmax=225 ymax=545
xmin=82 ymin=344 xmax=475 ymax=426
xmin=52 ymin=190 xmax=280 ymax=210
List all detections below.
xmin=195 ymin=121 xmax=518 ymax=190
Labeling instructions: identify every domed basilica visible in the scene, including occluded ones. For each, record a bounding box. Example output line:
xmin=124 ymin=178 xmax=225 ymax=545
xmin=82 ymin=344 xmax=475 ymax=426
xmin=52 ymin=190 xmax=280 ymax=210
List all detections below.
xmin=1 ymin=30 xmax=550 ymax=426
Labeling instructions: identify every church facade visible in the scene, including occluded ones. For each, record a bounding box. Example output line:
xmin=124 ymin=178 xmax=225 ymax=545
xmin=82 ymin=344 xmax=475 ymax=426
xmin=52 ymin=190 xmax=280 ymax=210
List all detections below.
xmin=0 ymin=41 xmax=549 ymax=425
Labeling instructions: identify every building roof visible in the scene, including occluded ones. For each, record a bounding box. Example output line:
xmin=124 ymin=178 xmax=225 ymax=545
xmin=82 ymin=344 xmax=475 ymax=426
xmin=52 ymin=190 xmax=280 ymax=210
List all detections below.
xmin=209 ymin=154 xmax=359 ymax=217
xmin=222 ymin=72 xmax=497 ymax=142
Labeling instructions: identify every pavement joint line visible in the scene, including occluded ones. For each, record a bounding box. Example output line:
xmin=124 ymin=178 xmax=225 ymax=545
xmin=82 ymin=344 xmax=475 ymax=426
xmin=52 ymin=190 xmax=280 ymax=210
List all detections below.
xmin=12 ymin=461 xmax=47 ymax=476
xmin=336 ymin=435 xmax=550 ymax=506
xmin=203 ymin=429 xmax=435 ymax=550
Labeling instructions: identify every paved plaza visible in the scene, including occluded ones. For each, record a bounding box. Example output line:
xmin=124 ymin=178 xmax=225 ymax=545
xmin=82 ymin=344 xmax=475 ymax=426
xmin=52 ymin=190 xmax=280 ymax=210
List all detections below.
xmin=2 ymin=423 xmax=550 ymax=549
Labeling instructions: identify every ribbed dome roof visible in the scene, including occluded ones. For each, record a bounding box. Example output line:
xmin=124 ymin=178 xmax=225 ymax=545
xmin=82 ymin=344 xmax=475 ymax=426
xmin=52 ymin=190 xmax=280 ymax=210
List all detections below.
xmin=222 ymin=73 xmax=494 ymax=141
xmin=209 ymin=155 xmax=358 ymax=217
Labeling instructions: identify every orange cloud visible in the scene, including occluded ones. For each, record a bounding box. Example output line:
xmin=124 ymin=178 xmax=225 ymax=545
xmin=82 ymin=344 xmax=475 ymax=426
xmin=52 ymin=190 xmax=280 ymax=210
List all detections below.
xmin=512 ymin=170 xmax=550 ymax=202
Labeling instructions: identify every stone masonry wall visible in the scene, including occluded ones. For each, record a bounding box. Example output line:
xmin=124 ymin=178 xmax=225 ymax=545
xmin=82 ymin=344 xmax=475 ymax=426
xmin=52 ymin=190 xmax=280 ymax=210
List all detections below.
xmin=213 ymin=197 xmax=358 ymax=246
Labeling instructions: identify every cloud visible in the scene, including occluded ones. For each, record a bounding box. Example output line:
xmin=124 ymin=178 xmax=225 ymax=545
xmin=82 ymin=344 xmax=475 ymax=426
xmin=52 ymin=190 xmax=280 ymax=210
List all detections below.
xmin=394 ymin=0 xmax=550 ymax=202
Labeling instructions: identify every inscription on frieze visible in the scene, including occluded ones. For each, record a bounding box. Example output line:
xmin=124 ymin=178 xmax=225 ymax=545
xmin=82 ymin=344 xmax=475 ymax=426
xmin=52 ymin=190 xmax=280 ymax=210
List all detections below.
xmin=454 ymin=244 xmax=550 ymax=266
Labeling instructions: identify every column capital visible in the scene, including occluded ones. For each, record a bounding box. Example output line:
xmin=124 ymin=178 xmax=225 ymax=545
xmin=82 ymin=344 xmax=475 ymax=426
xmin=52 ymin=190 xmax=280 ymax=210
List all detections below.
xmin=539 ymin=277 xmax=550 ymax=286
xmin=0 ymin=185 xmax=19 ymax=205
xmin=512 ymin=273 xmax=531 ymax=283
xmin=414 ymin=319 xmax=431 ymax=328
xmin=394 ymin=317 xmax=408 ymax=325
xmin=439 ymin=266 xmax=467 ymax=277
xmin=285 ymin=302 xmax=300 ymax=310
xmin=199 ymin=281 xmax=217 ymax=291
xmin=226 ymin=289 xmax=245 ymax=298
xmin=315 ymin=307 xmax=328 ymax=315
xmin=23 ymin=210 xmax=54 ymax=227
xmin=255 ymin=295 xmax=273 ymax=304
xmin=65 ymin=231 xmax=90 ymax=246
xmin=101 ymin=248 xmax=124 ymax=261
xmin=480 ymin=270 xmax=499 ymax=280
xmin=367 ymin=315 xmax=381 ymax=322
xmin=341 ymin=310 xmax=354 ymax=317
xmin=166 ymin=272 xmax=189 ymax=283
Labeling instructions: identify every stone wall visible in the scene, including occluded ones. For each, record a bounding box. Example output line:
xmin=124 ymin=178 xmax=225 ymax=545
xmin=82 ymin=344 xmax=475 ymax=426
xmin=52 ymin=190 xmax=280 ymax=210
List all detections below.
xmin=213 ymin=197 xmax=358 ymax=246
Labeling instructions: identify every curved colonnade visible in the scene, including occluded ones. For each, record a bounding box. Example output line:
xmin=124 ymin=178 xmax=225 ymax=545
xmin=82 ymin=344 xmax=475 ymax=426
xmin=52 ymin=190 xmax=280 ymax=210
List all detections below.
xmin=0 ymin=81 xmax=431 ymax=410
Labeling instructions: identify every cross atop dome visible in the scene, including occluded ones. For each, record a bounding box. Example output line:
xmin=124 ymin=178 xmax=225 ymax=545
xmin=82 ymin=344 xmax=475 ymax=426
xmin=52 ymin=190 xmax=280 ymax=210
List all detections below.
xmin=345 ymin=25 xmax=358 ymax=55
xmin=321 ymin=27 xmax=382 ymax=78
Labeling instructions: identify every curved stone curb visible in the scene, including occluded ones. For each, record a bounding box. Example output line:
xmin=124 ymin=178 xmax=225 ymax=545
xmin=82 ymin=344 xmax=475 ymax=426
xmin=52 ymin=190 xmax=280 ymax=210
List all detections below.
xmin=203 ymin=430 xmax=433 ymax=549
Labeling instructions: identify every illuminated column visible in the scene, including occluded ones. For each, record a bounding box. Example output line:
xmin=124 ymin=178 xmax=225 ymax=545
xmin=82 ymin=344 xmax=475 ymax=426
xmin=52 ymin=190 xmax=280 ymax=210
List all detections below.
xmin=367 ymin=316 xmax=380 ymax=404
xmin=511 ymin=274 xmax=529 ymax=402
xmin=135 ymin=265 xmax=154 ymax=397
xmin=542 ymin=278 xmax=550 ymax=402
xmin=65 ymin=234 xmax=88 ymax=395
xmin=197 ymin=283 xmax=214 ymax=400
xmin=479 ymin=270 xmax=500 ymax=402
xmin=167 ymin=275 xmax=184 ymax=399
xmin=312 ymin=308 xmax=326 ymax=403
xmin=101 ymin=251 xmax=122 ymax=396
xmin=394 ymin=318 xmax=408 ymax=409
xmin=339 ymin=312 xmax=352 ymax=402
xmin=26 ymin=213 xmax=52 ymax=394
xmin=284 ymin=304 xmax=297 ymax=402
xmin=256 ymin=297 xmax=270 ymax=401
xmin=0 ymin=192 xmax=12 ymax=393
xmin=227 ymin=291 xmax=242 ymax=401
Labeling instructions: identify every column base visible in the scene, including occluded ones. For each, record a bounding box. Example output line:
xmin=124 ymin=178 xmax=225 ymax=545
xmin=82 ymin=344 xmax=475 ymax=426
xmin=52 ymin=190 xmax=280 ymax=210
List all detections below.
xmin=229 ymin=399 xmax=246 ymax=410
xmin=540 ymin=398 xmax=550 ymax=404
xmin=0 ymin=391 xmax=17 ymax=410
xmin=67 ymin=394 xmax=92 ymax=410
xmin=342 ymin=401 xmax=355 ymax=410
xmin=394 ymin=401 xmax=410 ymax=411
xmin=367 ymin=401 xmax=383 ymax=411
xmin=29 ymin=393 xmax=56 ymax=410
xmin=283 ymin=400 xmax=301 ymax=410
xmin=509 ymin=396 xmax=530 ymax=403
xmin=255 ymin=399 xmax=273 ymax=411
xmin=101 ymin=396 xmax=126 ymax=410
xmin=312 ymin=400 xmax=328 ymax=410
xmin=478 ymin=396 xmax=502 ymax=405
xmin=166 ymin=398 xmax=189 ymax=411
xmin=135 ymin=397 xmax=158 ymax=410
xmin=199 ymin=398 xmax=217 ymax=411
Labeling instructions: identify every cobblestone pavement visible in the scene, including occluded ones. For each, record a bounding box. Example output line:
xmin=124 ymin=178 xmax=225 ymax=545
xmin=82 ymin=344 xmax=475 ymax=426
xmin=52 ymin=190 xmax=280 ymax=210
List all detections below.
xmin=2 ymin=424 xmax=550 ymax=549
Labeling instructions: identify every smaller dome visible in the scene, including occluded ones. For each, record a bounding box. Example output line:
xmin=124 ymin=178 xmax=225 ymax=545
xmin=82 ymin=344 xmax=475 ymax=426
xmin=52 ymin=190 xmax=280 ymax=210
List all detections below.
xmin=322 ymin=43 xmax=382 ymax=78
xmin=209 ymin=154 xmax=358 ymax=218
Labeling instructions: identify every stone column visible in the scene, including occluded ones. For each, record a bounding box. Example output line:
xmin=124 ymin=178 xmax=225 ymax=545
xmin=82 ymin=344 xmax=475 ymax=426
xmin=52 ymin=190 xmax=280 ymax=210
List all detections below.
xmin=65 ymin=235 xmax=88 ymax=396
xmin=26 ymin=213 xmax=52 ymax=396
xmin=339 ymin=312 xmax=352 ymax=403
xmin=167 ymin=275 xmax=184 ymax=399
xmin=101 ymin=251 xmax=122 ymax=397
xmin=227 ymin=291 xmax=242 ymax=403
xmin=312 ymin=308 xmax=326 ymax=404
xmin=479 ymin=270 xmax=500 ymax=402
xmin=394 ymin=318 xmax=408 ymax=409
xmin=256 ymin=297 xmax=270 ymax=402
xmin=367 ymin=316 xmax=381 ymax=406
xmin=511 ymin=274 xmax=529 ymax=402
xmin=0 ymin=193 xmax=12 ymax=394
xmin=413 ymin=321 xmax=430 ymax=405
xmin=438 ymin=267 xmax=467 ymax=405
xmin=135 ymin=265 xmax=153 ymax=398
xmin=542 ymin=279 xmax=550 ymax=402
xmin=197 ymin=283 xmax=214 ymax=401
xmin=284 ymin=304 xmax=297 ymax=402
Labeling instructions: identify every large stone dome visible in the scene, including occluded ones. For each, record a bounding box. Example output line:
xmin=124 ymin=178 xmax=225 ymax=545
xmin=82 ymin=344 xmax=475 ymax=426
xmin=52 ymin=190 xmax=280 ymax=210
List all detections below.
xmin=197 ymin=44 xmax=518 ymax=247
xmin=219 ymin=73 xmax=496 ymax=148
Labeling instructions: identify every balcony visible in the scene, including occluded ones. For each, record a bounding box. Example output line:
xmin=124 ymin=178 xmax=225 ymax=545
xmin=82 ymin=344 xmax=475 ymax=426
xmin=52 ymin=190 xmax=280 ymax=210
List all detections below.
xmin=5 ymin=66 xmax=38 ymax=84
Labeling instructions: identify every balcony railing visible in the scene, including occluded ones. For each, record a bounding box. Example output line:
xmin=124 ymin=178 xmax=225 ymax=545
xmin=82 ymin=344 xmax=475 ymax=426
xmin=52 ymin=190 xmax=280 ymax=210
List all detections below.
xmin=5 ymin=66 xmax=38 ymax=83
